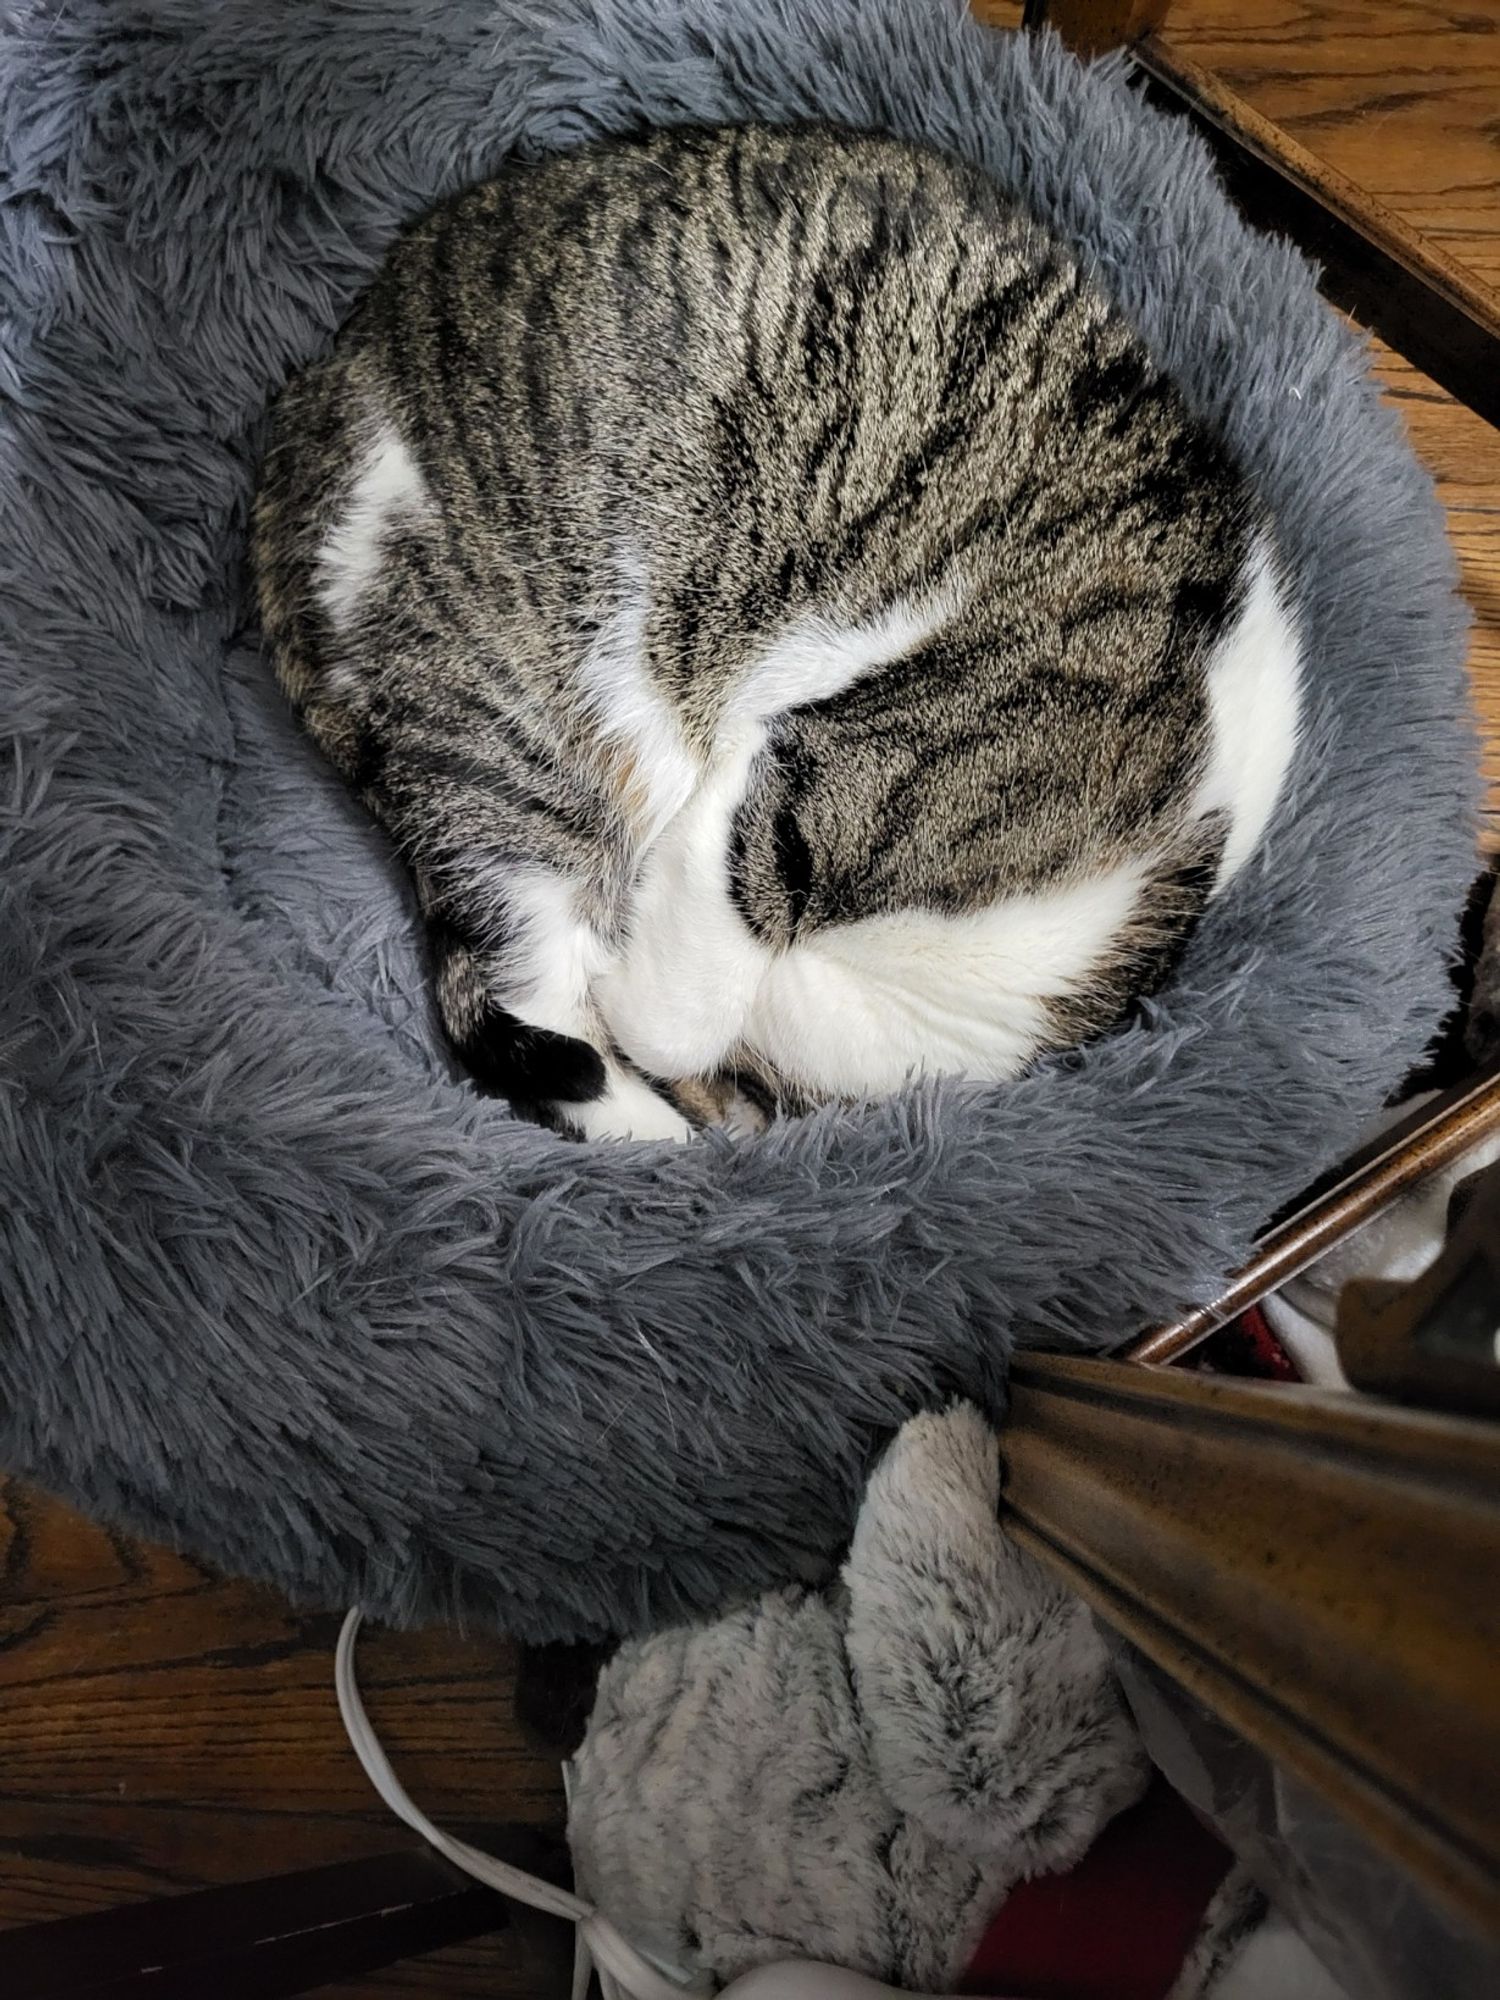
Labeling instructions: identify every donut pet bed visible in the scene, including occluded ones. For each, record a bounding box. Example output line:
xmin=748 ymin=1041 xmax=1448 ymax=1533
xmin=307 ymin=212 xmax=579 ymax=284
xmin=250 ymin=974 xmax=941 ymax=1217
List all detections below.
xmin=0 ymin=0 xmax=1478 ymax=1643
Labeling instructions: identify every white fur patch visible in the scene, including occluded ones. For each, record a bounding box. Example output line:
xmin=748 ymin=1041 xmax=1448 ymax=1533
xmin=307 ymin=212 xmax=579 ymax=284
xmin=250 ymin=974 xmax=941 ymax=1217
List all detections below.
xmin=480 ymin=866 xmax=692 ymax=1143
xmin=490 ymin=867 xmax=611 ymax=1028
xmin=575 ymin=579 xmax=700 ymax=846
xmin=571 ymin=1067 xmax=694 ymax=1145
xmin=316 ymin=417 xmax=429 ymax=637
xmin=726 ymin=592 xmax=958 ymax=729
xmin=1193 ymin=536 xmax=1303 ymax=889
xmin=747 ymin=860 xmax=1155 ymax=1097
xmin=594 ymin=730 xmax=767 ymax=1079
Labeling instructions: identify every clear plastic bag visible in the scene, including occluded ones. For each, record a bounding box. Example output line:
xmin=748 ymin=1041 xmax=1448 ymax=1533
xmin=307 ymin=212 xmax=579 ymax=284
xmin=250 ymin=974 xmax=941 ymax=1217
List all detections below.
xmin=1111 ymin=1641 xmax=1500 ymax=2000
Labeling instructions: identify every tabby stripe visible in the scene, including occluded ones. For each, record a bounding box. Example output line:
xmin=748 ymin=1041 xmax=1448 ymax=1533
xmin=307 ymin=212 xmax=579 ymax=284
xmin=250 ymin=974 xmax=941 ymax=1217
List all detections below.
xmin=940 ymin=267 xmax=1049 ymax=403
xmin=428 ymin=218 xmax=503 ymax=605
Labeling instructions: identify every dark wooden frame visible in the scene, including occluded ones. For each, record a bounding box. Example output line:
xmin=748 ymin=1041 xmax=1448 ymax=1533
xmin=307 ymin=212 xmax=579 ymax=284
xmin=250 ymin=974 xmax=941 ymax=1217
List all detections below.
xmin=1002 ymin=1353 xmax=1500 ymax=1941
xmin=0 ymin=1850 xmax=515 ymax=2000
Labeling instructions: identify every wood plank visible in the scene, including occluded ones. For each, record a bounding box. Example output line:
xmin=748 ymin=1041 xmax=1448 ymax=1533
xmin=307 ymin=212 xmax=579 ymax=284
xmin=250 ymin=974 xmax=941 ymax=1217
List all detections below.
xmin=1000 ymin=1354 xmax=1500 ymax=1940
xmin=1164 ymin=0 xmax=1500 ymax=296
xmin=0 ymin=1482 xmax=570 ymax=1997
xmin=1131 ymin=35 xmax=1500 ymax=426
xmin=1368 ymin=342 xmax=1500 ymax=836
xmin=1016 ymin=0 xmax=1171 ymax=54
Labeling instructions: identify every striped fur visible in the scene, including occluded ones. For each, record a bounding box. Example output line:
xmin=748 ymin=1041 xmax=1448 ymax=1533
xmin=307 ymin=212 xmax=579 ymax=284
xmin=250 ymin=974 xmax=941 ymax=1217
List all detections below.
xmin=253 ymin=122 xmax=1301 ymax=1138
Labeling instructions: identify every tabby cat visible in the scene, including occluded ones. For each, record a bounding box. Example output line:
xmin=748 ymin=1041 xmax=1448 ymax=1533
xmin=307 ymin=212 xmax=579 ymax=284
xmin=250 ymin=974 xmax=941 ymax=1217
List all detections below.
xmin=253 ymin=122 xmax=1302 ymax=1142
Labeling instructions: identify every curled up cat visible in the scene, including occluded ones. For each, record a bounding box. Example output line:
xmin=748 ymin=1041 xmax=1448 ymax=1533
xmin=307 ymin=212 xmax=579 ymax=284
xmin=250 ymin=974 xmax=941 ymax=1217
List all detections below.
xmin=254 ymin=121 xmax=1302 ymax=1140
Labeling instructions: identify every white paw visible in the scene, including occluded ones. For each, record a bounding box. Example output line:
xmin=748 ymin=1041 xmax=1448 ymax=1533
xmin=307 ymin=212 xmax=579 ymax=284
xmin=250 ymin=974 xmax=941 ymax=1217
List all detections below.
xmin=568 ymin=1066 xmax=695 ymax=1144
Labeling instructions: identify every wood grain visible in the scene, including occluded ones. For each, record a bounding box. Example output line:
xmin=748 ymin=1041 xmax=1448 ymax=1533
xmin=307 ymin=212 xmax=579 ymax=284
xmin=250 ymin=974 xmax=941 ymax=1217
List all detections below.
xmin=1133 ymin=35 xmax=1500 ymax=423
xmin=0 ymin=1482 xmax=570 ymax=1996
xmin=1165 ymin=0 xmax=1500 ymax=294
xmin=1017 ymin=0 xmax=1171 ymax=54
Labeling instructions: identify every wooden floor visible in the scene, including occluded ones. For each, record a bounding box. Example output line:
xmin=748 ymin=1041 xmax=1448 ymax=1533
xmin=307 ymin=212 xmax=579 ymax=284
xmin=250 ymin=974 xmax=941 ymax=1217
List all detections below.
xmin=3 ymin=6 xmax=1498 ymax=1995
xmin=0 ymin=1485 xmax=570 ymax=1994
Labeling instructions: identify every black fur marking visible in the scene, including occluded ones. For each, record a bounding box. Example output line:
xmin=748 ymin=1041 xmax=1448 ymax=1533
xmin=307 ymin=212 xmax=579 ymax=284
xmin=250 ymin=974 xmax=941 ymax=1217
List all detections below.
xmin=385 ymin=501 xmax=471 ymax=633
xmin=728 ymin=1064 xmax=780 ymax=1123
xmin=1104 ymin=366 xmax=1178 ymax=440
xmin=709 ymin=392 xmax=760 ymax=487
xmin=1173 ymin=569 xmax=1235 ymax=644
xmin=454 ymin=1001 xmax=607 ymax=1105
xmin=773 ymin=794 xmax=814 ymax=934
xmin=941 ymin=267 xmax=1046 ymax=402
xmin=424 ymin=910 xmax=605 ymax=1106
xmin=346 ymin=724 xmax=387 ymax=797
xmin=1067 ymin=346 xmax=1149 ymax=431
xmin=726 ymin=808 xmax=752 ymax=918
xmin=1057 ymin=583 xmax=1140 ymax=647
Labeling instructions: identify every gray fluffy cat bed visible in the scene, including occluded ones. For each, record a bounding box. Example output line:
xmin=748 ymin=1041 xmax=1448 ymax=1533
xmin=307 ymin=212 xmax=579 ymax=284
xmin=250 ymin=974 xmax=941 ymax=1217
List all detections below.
xmin=0 ymin=0 xmax=1478 ymax=1642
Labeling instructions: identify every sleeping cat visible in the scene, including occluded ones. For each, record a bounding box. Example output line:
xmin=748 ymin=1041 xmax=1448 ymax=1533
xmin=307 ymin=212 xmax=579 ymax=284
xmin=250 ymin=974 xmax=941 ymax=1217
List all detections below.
xmin=253 ymin=121 xmax=1301 ymax=1141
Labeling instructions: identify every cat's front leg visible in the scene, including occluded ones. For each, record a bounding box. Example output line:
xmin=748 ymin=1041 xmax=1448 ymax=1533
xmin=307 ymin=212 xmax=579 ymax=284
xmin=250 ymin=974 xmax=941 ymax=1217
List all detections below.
xmin=426 ymin=862 xmax=693 ymax=1143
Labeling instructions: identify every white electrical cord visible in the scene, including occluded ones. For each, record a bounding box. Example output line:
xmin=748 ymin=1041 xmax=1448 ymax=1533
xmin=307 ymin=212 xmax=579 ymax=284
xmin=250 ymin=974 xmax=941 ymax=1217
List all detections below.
xmin=334 ymin=1608 xmax=714 ymax=2000
xmin=336 ymin=1608 xmax=982 ymax=2000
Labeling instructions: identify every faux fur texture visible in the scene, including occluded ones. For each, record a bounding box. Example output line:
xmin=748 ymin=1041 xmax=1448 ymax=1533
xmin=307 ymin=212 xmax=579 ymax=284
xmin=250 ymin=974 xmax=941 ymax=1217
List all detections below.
xmin=569 ymin=1407 xmax=1149 ymax=1991
xmin=0 ymin=0 xmax=1477 ymax=1641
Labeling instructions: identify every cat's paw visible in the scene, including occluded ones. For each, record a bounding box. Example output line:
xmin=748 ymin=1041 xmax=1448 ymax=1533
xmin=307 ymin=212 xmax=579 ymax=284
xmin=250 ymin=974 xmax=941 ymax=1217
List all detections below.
xmin=567 ymin=1065 xmax=695 ymax=1143
xmin=657 ymin=1072 xmax=771 ymax=1138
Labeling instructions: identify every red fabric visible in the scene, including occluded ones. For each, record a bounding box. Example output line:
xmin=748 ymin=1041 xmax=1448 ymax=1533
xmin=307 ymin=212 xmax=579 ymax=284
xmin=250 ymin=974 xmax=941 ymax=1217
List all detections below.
xmin=1190 ymin=1303 xmax=1300 ymax=1382
xmin=1234 ymin=1303 xmax=1300 ymax=1380
xmin=959 ymin=1776 xmax=1232 ymax=2000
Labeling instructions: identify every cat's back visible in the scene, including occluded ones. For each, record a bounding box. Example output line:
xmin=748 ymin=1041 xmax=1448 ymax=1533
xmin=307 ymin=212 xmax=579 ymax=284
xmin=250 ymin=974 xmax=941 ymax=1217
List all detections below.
xmin=264 ymin=121 xmax=1193 ymax=613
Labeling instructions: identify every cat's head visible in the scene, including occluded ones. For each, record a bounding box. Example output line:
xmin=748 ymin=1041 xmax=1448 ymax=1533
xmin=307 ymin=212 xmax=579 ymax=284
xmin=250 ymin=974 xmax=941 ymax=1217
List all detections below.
xmin=594 ymin=541 xmax=1301 ymax=1127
